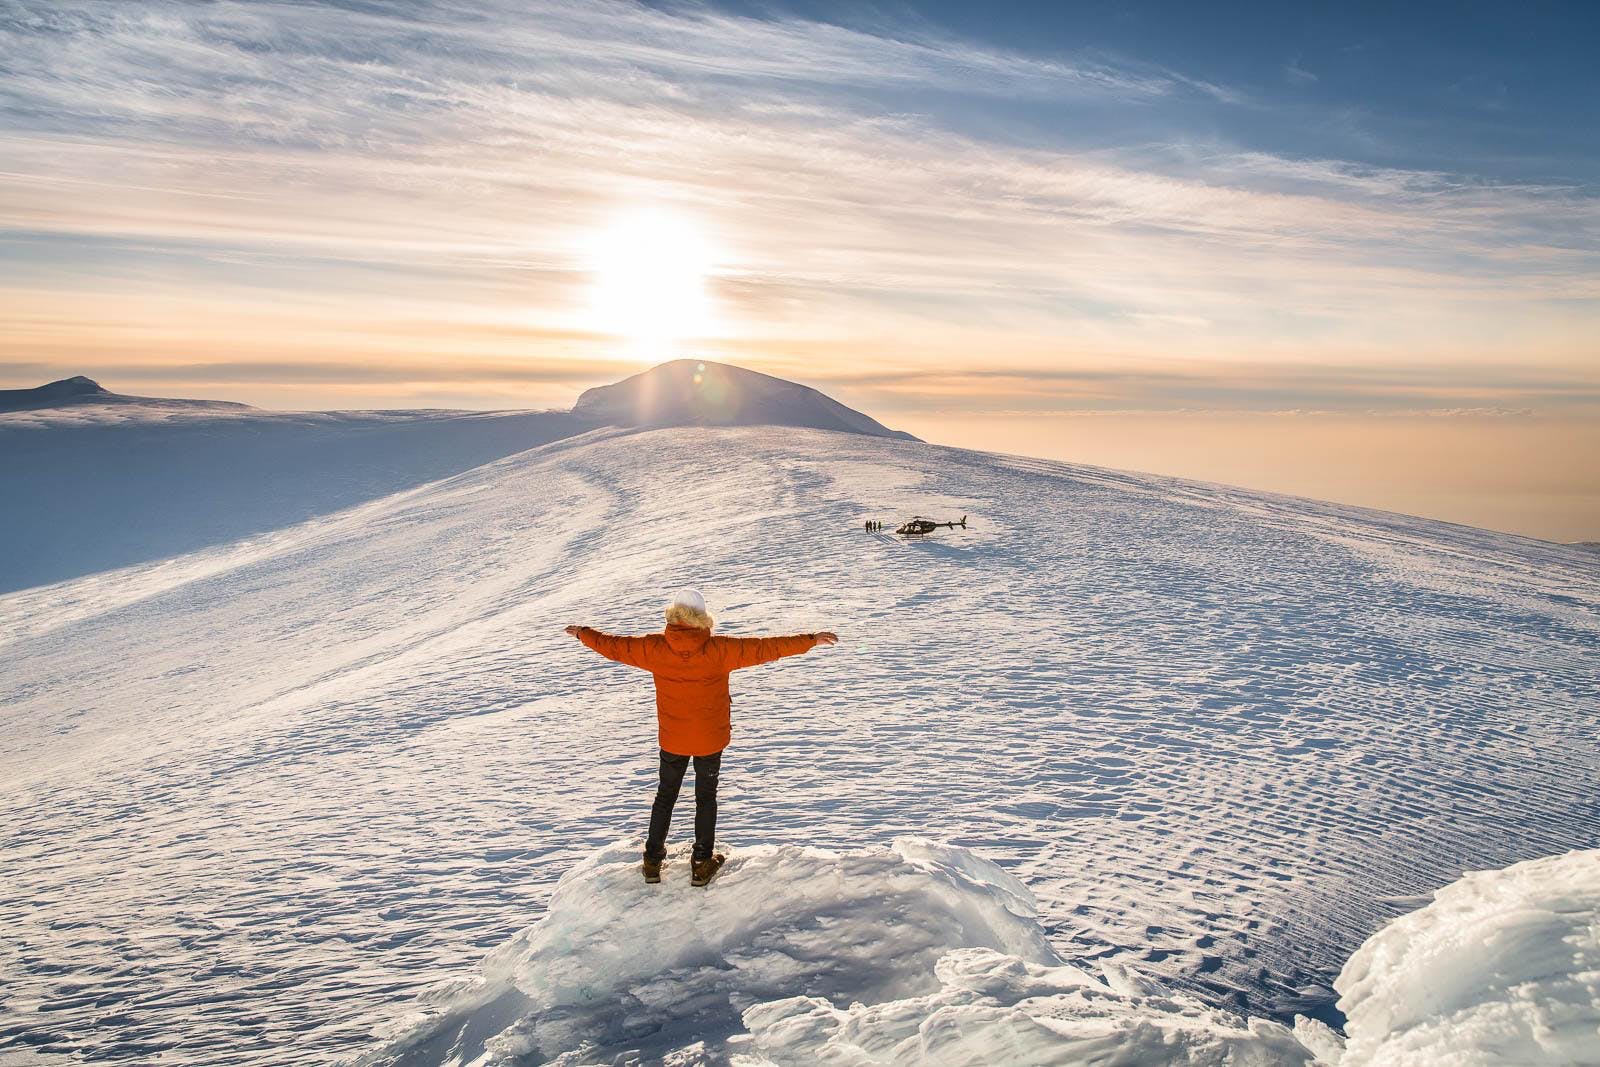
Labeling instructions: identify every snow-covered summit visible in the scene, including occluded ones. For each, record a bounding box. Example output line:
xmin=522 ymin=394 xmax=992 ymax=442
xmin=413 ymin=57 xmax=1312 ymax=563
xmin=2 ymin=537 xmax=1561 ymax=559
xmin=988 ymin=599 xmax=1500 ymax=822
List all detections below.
xmin=0 ymin=374 xmax=255 ymax=413
xmin=573 ymin=358 xmax=918 ymax=439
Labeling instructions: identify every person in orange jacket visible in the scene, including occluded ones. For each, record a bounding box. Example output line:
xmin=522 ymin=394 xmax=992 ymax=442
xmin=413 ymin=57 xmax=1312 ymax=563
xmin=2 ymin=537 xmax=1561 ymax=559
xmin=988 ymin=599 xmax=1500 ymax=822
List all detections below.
xmin=566 ymin=588 xmax=837 ymax=886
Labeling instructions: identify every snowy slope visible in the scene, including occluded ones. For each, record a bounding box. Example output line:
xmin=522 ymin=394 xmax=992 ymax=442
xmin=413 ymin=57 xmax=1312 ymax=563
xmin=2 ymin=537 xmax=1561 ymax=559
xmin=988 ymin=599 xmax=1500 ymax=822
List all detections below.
xmin=2 ymin=423 xmax=1597 ymax=1064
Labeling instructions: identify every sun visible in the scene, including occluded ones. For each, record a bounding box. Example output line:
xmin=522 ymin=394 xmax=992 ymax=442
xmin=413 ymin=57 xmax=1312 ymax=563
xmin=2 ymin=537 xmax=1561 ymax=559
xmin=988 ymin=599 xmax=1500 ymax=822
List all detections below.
xmin=585 ymin=209 xmax=716 ymax=357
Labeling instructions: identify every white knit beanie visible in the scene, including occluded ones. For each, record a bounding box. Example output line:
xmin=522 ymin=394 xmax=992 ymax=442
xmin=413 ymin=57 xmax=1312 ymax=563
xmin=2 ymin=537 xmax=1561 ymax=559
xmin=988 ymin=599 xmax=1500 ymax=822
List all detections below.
xmin=670 ymin=588 xmax=707 ymax=614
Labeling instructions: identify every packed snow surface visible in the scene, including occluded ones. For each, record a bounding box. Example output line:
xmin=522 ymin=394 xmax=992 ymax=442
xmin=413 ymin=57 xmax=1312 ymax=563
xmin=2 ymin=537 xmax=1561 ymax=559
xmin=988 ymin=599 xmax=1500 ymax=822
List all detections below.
xmin=1336 ymin=848 xmax=1600 ymax=1066
xmin=2 ymin=420 xmax=1598 ymax=1064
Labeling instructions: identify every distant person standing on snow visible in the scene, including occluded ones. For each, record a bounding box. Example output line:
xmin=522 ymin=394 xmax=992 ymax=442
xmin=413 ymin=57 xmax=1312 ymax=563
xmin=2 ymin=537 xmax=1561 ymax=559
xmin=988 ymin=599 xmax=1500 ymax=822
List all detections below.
xmin=565 ymin=589 xmax=837 ymax=887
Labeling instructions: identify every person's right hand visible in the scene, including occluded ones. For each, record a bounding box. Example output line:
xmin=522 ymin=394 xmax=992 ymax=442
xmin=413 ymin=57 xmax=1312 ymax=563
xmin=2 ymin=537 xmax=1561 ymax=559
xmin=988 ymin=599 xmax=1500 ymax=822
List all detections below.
xmin=814 ymin=631 xmax=839 ymax=646
xmin=564 ymin=625 xmax=583 ymax=637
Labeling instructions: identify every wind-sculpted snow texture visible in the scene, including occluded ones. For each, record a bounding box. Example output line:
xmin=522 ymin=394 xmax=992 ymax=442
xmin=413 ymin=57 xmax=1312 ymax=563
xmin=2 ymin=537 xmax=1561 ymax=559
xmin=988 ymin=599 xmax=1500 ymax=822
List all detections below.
xmin=363 ymin=839 xmax=1319 ymax=1065
xmin=2 ymin=423 xmax=1598 ymax=1064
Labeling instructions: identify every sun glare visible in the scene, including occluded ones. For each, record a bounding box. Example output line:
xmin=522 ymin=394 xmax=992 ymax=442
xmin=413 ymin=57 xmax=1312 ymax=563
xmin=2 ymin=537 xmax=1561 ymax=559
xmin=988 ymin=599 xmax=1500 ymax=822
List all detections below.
xmin=586 ymin=210 xmax=716 ymax=357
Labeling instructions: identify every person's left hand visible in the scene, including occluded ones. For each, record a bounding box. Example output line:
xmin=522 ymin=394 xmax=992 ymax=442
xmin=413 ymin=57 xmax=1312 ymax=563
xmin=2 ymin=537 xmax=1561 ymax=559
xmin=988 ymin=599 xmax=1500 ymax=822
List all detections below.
xmin=564 ymin=625 xmax=583 ymax=637
xmin=814 ymin=631 xmax=839 ymax=646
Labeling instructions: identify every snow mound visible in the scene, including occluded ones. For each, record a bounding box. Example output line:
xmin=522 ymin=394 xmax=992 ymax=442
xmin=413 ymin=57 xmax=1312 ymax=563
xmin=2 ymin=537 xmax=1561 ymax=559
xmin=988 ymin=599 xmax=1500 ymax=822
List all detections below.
xmin=572 ymin=358 xmax=918 ymax=439
xmin=366 ymin=839 xmax=1317 ymax=1065
xmin=367 ymin=840 xmax=1600 ymax=1065
xmin=1336 ymin=848 xmax=1600 ymax=1067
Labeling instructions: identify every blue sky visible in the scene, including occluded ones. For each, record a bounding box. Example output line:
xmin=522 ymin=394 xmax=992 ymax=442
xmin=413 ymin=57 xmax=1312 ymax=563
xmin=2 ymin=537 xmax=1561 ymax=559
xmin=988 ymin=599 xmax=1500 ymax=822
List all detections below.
xmin=717 ymin=0 xmax=1599 ymax=184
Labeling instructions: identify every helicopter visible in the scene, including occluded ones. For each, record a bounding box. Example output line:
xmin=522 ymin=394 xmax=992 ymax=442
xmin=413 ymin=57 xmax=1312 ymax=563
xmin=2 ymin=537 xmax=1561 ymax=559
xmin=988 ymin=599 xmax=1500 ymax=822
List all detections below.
xmin=894 ymin=515 xmax=967 ymax=536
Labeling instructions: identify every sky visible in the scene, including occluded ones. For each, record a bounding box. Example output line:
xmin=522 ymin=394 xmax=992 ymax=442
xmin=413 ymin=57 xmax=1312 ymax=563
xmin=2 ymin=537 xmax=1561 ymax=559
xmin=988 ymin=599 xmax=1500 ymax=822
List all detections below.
xmin=1 ymin=0 xmax=1596 ymax=540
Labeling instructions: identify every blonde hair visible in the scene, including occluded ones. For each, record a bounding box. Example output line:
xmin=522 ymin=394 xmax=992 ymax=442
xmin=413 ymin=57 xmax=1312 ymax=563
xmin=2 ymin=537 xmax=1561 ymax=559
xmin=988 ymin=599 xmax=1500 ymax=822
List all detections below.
xmin=664 ymin=603 xmax=715 ymax=629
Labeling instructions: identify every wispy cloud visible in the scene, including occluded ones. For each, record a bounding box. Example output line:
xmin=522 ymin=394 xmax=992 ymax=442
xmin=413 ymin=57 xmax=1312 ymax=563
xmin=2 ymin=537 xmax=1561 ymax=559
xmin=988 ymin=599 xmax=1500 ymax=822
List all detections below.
xmin=0 ymin=0 xmax=1595 ymax=416
xmin=1284 ymin=55 xmax=1319 ymax=85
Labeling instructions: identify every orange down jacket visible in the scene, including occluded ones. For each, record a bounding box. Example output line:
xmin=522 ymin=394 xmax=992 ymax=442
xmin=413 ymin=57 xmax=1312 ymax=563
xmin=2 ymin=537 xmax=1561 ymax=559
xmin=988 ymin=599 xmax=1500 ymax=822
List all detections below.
xmin=576 ymin=622 xmax=819 ymax=756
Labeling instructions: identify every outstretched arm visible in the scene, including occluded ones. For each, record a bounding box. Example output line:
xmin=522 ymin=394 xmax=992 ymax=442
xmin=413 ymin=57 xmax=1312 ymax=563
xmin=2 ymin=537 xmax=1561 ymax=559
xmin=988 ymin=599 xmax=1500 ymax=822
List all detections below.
xmin=566 ymin=625 xmax=655 ymax=669
xmin=722 ymin=631 xmax=838 ymax=670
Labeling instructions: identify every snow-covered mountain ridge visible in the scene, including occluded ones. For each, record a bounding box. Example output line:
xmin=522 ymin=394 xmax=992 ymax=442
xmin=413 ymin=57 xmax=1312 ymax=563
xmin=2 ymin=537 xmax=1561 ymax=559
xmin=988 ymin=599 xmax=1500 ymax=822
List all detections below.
xmin=0 ymin=361 xmax=913 ymax=593
xmin=0 ymin=374 xmax=254 ymax=413
xmin=3 ymin=417 xmax=1596 ymax=1064
xmin=3 ymin=361 xmax=914 ymax=439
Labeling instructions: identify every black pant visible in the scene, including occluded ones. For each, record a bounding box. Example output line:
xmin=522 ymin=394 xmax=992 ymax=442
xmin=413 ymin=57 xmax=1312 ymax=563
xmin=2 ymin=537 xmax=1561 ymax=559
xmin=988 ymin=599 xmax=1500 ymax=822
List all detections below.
xmin=645 ymin=748 xmax=721 ymax=861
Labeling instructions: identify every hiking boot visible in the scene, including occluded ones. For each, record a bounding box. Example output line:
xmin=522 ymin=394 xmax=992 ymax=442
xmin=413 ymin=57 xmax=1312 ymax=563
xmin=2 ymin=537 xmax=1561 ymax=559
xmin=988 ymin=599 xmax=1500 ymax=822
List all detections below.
xmin=642 ymin=855 xmax=663 ymax=884
xmin=690 ymin=853 xmax=725 ymax=888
